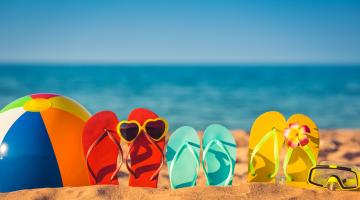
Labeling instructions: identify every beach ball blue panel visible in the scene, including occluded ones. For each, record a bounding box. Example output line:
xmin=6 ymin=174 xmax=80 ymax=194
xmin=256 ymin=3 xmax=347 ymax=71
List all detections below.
xmin=0 ymin=112 xmax=62 ymax=192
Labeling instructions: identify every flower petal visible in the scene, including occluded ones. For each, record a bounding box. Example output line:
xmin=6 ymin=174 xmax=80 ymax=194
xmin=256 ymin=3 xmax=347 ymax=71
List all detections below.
xmin=289 ymin=123 xmax=299 ymax=129
xmin=301 ymin=125 xmax=311 ymax=133
xmin=299 ymin=137 xmax=309 ymax=146
xmin=284 ymin=128 xmax=291 ymax=138
xmin=287 ymin=140 xmax=298 ymax=148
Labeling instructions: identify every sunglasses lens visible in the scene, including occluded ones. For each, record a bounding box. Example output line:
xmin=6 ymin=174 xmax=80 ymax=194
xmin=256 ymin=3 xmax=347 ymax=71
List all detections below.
xmin=310 ymin=168 xmax=358 ymax=189
xmin=145 ymin=120 xmax=166 ymax=140
xmin=119 ymin=122 xmax=139 ymax=142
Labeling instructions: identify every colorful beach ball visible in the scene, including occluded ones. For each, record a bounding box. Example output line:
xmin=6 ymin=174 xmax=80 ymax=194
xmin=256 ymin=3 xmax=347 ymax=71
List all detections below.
xmin=0 ymin=93 xmax=91 ymax=192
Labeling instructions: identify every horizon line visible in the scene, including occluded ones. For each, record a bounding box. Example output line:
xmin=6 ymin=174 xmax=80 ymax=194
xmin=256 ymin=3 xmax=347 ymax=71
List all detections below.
xmin=0 ymin=62 xmax=360 ymax=67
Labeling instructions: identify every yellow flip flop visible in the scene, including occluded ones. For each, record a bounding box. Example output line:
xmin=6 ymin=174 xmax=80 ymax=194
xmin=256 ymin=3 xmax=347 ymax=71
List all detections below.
xmin=248 ymin=111 xmax=287 ymax=182
xmin=283 ymin=114 xmax=320 ymax=187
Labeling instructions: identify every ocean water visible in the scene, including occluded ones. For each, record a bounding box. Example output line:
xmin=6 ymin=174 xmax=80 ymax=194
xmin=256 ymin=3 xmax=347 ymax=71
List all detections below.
xmin=0 ymin=65 xmax=359 ymax=131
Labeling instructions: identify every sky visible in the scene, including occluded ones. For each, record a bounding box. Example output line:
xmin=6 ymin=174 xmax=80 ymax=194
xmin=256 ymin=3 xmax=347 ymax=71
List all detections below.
xmin=0 ymin=0 xmax=359 ymax=64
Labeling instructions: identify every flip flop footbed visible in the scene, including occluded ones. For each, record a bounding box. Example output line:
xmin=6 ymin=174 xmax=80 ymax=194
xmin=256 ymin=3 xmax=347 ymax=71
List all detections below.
xmin=82 ymin=111 xmax=121 ymax=185
xmin=128 ymin=134 xmax=165 ymax=187
xmin=166 ymin=126 xmax=200 ymax=189
xmin=285 ymin=114 xmax=319 ymax=185
xmin=202 ymin=124 xmax=236 ymax=186
xmin=248 ymin=111 xmax=287 ymax=182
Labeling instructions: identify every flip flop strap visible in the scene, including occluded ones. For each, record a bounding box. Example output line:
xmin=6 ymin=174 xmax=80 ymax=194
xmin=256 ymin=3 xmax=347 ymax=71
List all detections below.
xmin=249 ymin=129 xmax=279 ymax=178
xmin=125 ymin=142 xmax=137 ymax=178
xmin=106 ymin=130 xmax=124 ymax=181
xmin=169 ymin=142 xmax=200 ymax=189
xmin=283 ymin=144 xmax=316 ymax=181
xmin=144 ymin=133 xmax=165 ymax=181
xmin=202 ymin=139 xmax=234 ymax=186
xmin=86 ymin=129 xmax=123 ymax=184
xmin=125 ymin=133 xmax=165 ymax=181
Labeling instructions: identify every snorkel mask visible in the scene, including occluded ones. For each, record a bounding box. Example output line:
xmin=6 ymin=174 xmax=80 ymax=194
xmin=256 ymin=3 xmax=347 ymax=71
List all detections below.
xmin=308 ymin=161 xmax=360 ymax=191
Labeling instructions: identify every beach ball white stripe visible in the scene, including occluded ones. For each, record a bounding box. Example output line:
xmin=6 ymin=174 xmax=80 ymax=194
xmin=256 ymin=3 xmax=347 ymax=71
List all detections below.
xmin=0 ymin=107 xmax=26 ymax=145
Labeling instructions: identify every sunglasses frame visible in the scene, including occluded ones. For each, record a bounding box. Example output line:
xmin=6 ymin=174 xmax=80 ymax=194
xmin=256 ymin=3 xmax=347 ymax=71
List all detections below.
xmin=308 ymin=165 xmax=359 ymax=190
xmin=117 ymin=117 xmax=168 ymax=143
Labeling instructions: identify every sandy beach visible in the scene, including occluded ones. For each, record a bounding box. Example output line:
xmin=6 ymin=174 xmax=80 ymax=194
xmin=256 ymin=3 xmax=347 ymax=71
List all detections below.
xmin=1 ymin=129 xmax=360 ymax=200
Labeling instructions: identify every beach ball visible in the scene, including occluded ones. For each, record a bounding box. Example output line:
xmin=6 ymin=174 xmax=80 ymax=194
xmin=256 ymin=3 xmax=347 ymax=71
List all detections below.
xmin=0 ymin=93 xmax=91 ymax=192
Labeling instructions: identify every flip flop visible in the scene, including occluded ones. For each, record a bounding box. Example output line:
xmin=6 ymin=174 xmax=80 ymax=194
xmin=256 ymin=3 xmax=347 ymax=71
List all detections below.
xmin=202 ymin=124 xmax=236 ymax=186
xmin=126 ymin=108 xmax=166 ymax=188
xmin=283 ymin=114 xmax=319 ymax=187
xmin=248 ymin=111 xmax=287 ymax=182
xmin=82 ymin=111 xmax=123 ymax=185
xmin=166 ymin=126 xmax=200 ymax=189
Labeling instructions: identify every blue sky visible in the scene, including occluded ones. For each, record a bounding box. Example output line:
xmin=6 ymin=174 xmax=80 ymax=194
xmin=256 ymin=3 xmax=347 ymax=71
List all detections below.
xmin=0 ymin=0 xmax=359 ymax=64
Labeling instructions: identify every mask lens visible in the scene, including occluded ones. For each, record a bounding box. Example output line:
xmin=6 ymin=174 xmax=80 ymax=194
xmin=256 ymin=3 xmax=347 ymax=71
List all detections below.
xmin=310 ymin=168 xmax=332 ymax=186
xmin=311 ymin=168 xmax=358 ymax=189
xmin=338 ymin=170 xmax=358 ymax=188
xmin=145 ymin=119 xmax=166 ymax=140
xmin=119 ymin=122 xmax=139 ymax=142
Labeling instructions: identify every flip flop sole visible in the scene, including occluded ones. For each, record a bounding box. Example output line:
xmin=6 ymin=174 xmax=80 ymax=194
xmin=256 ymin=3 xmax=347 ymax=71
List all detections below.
xmin=127 ymin=108 xmax=165 ymax=188
xmin=82 ymin=111 xmax=120 ymax=185
xmin=202 ymin=124 xmax=236 ymax=186
xmin=285 ymin=114 xmax=319 ymax=186
xmin=248 ymin=111 xmax=287 ymax=182
xmin=166 ymin=126 xmax=200 ymax=189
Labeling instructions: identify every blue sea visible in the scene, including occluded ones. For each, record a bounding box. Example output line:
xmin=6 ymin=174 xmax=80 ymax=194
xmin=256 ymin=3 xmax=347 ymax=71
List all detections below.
xmin=0 ymin=65 xmax=359 ymax=131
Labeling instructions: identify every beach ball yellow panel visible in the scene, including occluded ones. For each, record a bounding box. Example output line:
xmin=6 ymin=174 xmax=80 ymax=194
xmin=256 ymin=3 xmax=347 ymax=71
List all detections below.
xmin=0 ymin=93 xmax=91 ymax=192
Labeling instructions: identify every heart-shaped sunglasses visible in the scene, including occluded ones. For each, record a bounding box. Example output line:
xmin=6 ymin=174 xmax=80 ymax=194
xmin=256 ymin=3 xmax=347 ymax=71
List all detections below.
xmin=116 ymin=118 xmax=168 ymax=143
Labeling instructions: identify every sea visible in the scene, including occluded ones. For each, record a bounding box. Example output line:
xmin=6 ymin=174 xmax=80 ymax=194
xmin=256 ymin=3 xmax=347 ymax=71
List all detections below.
xmin=0 ymin=65 xmax=359 ymax=131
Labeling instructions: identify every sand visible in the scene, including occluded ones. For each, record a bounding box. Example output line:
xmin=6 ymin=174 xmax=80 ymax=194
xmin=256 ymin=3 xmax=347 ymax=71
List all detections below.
xmin=1 ymin=129 xmax=360 ymax=200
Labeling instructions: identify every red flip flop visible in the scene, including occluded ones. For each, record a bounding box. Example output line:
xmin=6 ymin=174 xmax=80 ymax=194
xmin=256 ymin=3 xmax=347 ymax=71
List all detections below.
xmin=124 ymin=108 xmax=166 ymax=188
xmin=82 ymin=111 xmax=123 ymax=185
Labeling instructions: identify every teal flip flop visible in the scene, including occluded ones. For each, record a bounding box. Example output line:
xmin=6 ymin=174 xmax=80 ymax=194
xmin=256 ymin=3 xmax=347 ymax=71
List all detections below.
xmin=166 ymin=126 xmax=200 ymax=189
xmin=202 ymin=124 xmax=237 ymax=186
